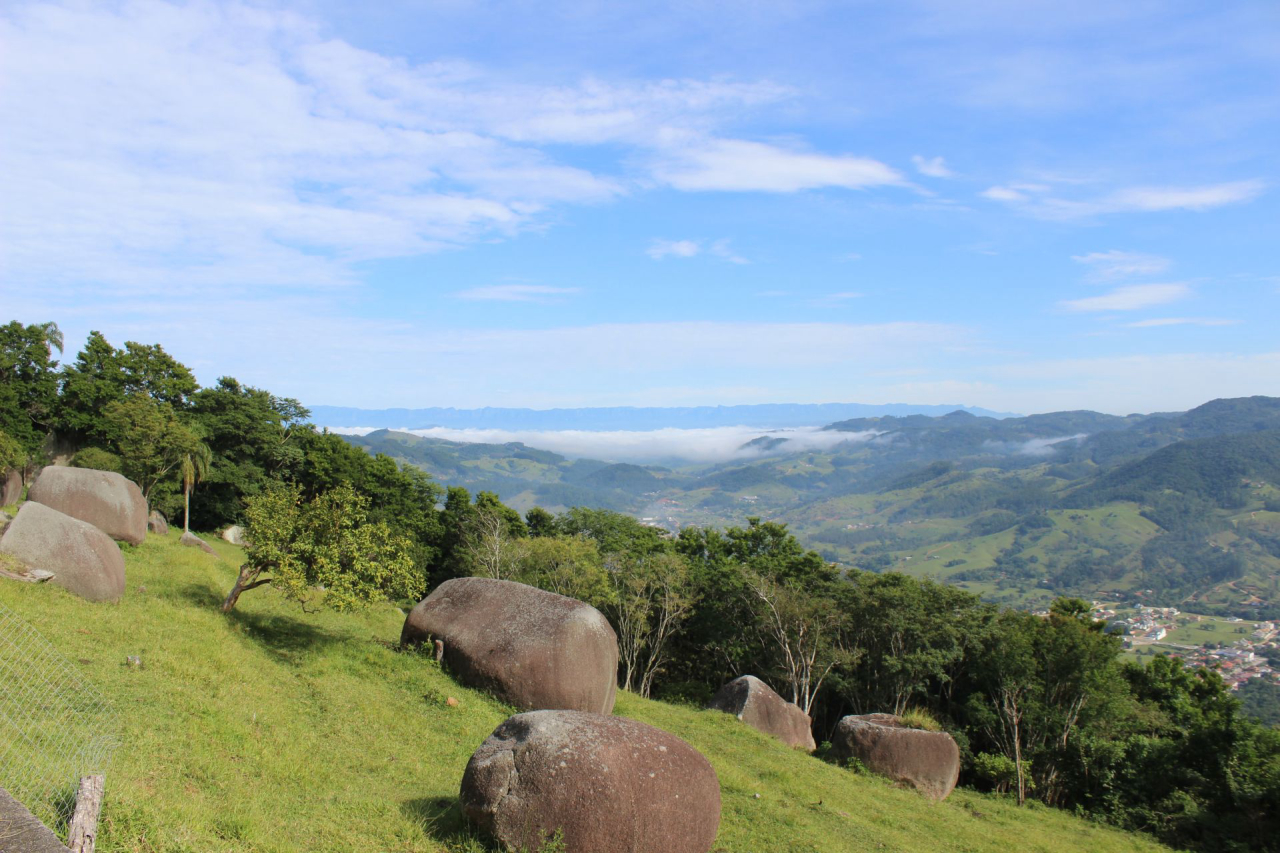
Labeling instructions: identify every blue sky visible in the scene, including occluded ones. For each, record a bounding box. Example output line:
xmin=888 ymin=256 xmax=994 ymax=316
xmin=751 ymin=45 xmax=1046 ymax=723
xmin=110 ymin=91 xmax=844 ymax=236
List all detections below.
xmin=2 ymin=0 xmax=1278 ymax=414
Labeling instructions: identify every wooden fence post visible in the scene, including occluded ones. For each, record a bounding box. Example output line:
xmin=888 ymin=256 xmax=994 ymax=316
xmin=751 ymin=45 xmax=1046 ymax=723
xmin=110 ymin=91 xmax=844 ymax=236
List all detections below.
xmin=66 ymin=775 xmax=104 ymax=853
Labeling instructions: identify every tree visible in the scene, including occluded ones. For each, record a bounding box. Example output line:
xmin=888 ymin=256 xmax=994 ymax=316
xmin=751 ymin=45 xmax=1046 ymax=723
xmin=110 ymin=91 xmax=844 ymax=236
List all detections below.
xmin=180 ymin=441 xmax=213 ymax=534
xmin=188 ymin=377 xmax=309 ymax=529
xmin=0 ymin=429 xmax=22 ymax=473
xmin=0 ymin=320 xmax=62 ymax=459
xmin=103 ymin=395 xmax=199 ymax=503
xmin=746 ymin=572 xmax=848 ymax=715
xmin=516 ymin=535 xmax=612 ymax=608
xmin=609 ymin=552 xmax=696 ymax=698
xmin=463 ymin=507 xmax=528 ymax=580
xmin=223 ymin=483 xmax=418 ymax=613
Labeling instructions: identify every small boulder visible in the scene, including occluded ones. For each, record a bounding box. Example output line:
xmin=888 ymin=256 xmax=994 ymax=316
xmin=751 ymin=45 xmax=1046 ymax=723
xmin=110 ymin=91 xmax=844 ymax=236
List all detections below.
xmin=401 ymin=577 xmax=618 ymax=714
xmin=706 ymin=675 xmax=816 ymax=751
xmin=1 ymin=468 xmax=21 ymax=505
xmin=27 ymin=466 xmax=147 ymax=544
xmin=462 ymin=710 xmax=721 ymax=853
xmin=180 ymin=531 xmax=217 ymax=555
xmin=0 ymin=502 xmax=125 ymax=602
xmin=221 ymin=524 xmax=248 ymax=545
xmin=831 ymin=713 xmax=960 ymax=801
xmin=148 ymin=510 xmax=168 ymax=536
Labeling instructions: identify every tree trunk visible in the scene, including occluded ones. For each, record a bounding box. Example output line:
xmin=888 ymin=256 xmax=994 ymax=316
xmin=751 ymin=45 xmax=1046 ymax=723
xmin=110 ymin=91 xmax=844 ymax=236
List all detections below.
xmin=184 ymin=485 xmax=191 ymax=534
xmin=222 ymin=565 xmax=260 ymax=613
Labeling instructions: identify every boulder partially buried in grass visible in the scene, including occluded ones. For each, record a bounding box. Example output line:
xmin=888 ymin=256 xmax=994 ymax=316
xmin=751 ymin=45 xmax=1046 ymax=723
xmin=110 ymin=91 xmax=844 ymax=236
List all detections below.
xmin=27 ymin=465 xmax=147 ymax=544
xmin=706 ymin=675 xmax=816 ymax=751
xmin=401 ymin=577 xmax=618 ymax=714
xmin=461 ymin=710 xmax=721 ymax=853
xmin=0 ymin=501 xmax=125 ymax=602
xmin=831 ymin=713 xmax=960 ymax=801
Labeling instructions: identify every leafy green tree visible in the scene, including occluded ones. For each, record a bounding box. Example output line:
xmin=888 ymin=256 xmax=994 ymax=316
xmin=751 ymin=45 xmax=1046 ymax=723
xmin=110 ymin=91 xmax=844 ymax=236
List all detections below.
xmin=223 ymin=483 xmax=418 ymax=613
xmin=56 ymin=330 xmax=125 ymax=446
xmin=57 ymin=331 xmax=200 ymax=447
xmin=609 ymin=551 xmax=696 ymax=698
xmin=0 ymin=429 xmax=23 ymax=473
xmin=525 ymin=506 xmax=558 ymax=538
xmin=516 ymin=535 xmax=611 ymax=608
xmin=103 ymin=395 xmax=200 ymax=503
xmin=188 ymin=377 xmax=309 ymax=528
xmin=0 ymin=320 xmax=62 ymax=458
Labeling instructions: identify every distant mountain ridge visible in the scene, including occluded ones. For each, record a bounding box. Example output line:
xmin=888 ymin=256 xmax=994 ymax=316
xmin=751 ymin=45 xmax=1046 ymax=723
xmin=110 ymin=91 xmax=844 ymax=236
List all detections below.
xmin=309 ymin=401 xmax=1015 ymax=431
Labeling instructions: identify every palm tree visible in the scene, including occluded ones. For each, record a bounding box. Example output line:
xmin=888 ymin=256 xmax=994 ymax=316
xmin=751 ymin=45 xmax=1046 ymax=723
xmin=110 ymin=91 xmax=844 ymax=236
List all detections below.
xmin=180 ymin=442 xmax=212 ymax=534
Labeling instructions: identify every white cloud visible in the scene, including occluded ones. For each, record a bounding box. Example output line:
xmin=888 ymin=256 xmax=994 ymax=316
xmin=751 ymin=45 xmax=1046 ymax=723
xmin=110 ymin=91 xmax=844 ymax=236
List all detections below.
xmin=810 ymin=291 xmax=864 ymax=306
xmin=981 ymin=186 xmax=1026 ymax=202
xmin=648 ymin=239 xmax=702 ymax=260
xmin=0 ymin=2 xmax=863 ymax=292
xmin=1060 ymin=283 xmax=1191 ymax=311
xmin=1072 ymin=250 xmax=1171 ymax=280
xmin=1105 ymin=182 xmax=1265 ymax=212
xmin=654 ymin=138 xmax=903 ymax=192
xmin=912 ymin=155 xmax=954 ymax=178
xmin=328 ymin=425 xmax=881 ymax=463
xmin=454 ymin=284 xmax=580 ymax=302
xmin=983 ymin=179 xmax=1264 ymax=219
xmin=647 ymin=238 xmax=747 ymax=263
xmin=1125 ymin=317 xmax=1237 ymax=328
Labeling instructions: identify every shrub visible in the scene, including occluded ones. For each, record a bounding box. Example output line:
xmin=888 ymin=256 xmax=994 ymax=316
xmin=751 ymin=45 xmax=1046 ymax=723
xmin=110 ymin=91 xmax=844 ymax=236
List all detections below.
xmin=899 ymin=707 xmax=942 ymax=732
xmin=70 ymin=446 xmax=123 ymax=473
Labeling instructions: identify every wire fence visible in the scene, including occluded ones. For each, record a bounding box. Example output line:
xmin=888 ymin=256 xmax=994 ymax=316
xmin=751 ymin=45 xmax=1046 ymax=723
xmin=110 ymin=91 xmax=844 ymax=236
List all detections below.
xmin=0 ymin=600 xmax=119 ymax=834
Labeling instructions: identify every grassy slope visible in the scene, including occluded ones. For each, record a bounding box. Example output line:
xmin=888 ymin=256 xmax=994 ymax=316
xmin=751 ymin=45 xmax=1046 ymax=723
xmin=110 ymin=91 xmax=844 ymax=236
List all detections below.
xmin=0 ymin=531 xmax=1173 ymax=853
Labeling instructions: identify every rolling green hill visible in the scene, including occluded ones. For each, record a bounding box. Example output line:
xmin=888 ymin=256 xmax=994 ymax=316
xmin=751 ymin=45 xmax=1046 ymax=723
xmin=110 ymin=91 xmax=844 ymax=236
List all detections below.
xmin=338 ymin=398 xmax=1280 ymax=617
xmin=0 ymin=532 xmax=1172 ymax=853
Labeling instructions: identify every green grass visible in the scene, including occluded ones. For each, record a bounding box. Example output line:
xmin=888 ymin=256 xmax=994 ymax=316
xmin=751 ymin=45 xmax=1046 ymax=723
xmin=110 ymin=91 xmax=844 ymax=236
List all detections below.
xmin=0 ymin=529 xmax=1174 ymax=853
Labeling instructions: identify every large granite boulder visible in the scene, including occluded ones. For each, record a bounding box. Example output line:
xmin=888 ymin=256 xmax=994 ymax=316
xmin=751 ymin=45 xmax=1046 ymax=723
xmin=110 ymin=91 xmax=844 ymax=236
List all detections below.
xmin=221 ymin=524 xmax=248 ymax=545
xmin=402 ymin=577 xmax=618 ymax=714
xmin=831 ymin=713 xmax=960 ymax=801
xmin=706 ymin=675 xmax=816 ymax=751
xmin=180 ymin=530 xmax=217 ymax=555
xmin=27 ymin=466 xmax=147 ymax=544
xmin=462 ymin=710 xmax=721 ymax=853
xmin=1 ymin=468 xmax=21 ymax=505
xmin=148 ymin=510 xmax=169 ymax=535
xmin=0 ymin=501 xmax=125 ymax=602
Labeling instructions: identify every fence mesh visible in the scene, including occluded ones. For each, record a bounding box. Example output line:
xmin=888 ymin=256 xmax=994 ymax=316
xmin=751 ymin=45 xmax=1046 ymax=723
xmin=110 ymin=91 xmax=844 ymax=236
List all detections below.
xmin=0 ymin=600 xmax=119 ymax=833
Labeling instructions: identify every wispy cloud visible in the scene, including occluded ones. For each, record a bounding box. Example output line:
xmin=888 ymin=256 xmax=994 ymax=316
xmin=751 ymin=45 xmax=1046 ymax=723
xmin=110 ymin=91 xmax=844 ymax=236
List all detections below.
xmin=1060 ymin=283 xmax=1191 ymax=311
xmin=647 ymin=238 xmax=748 ymax=263
xmin=982 ymin=180 xmax=1264 ymax=219
xmin=1072 ymin=250 xmax=1171 ymax=280
xmin=454 ymin=284 xmax=580 ymax=302
xmin=911 ymin=155 xmax=954 ymax=178
xmin=647 ymin=239 xmax=701 ymax=260
xmin=1125 ymin=317 xmax=1237 ymax=328
xmin=653 ymin=138 xmax=903 ymax=193
xmin=708 ymin=239 xmax=748 ymax=264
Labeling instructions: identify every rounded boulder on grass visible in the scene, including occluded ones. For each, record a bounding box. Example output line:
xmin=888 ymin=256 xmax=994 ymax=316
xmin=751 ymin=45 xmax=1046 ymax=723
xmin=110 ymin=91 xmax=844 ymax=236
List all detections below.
xmin=461 ymin=710 xmax=721 ymax=853
xmin=831 ymin=713 xmax=960 ymax=801
xmin=401 ymin=577 xmax=618 ymax=714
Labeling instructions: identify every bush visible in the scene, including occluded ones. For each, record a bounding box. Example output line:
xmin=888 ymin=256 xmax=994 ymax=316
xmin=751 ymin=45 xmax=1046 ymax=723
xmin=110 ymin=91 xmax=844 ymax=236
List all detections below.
xmin=71 ymin=446 xmax=123 ymax=473
xmin=972 ymin=752 xmax=1017 ymax=794
xmin=899 ymin=707 xmax=943 ymax=732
